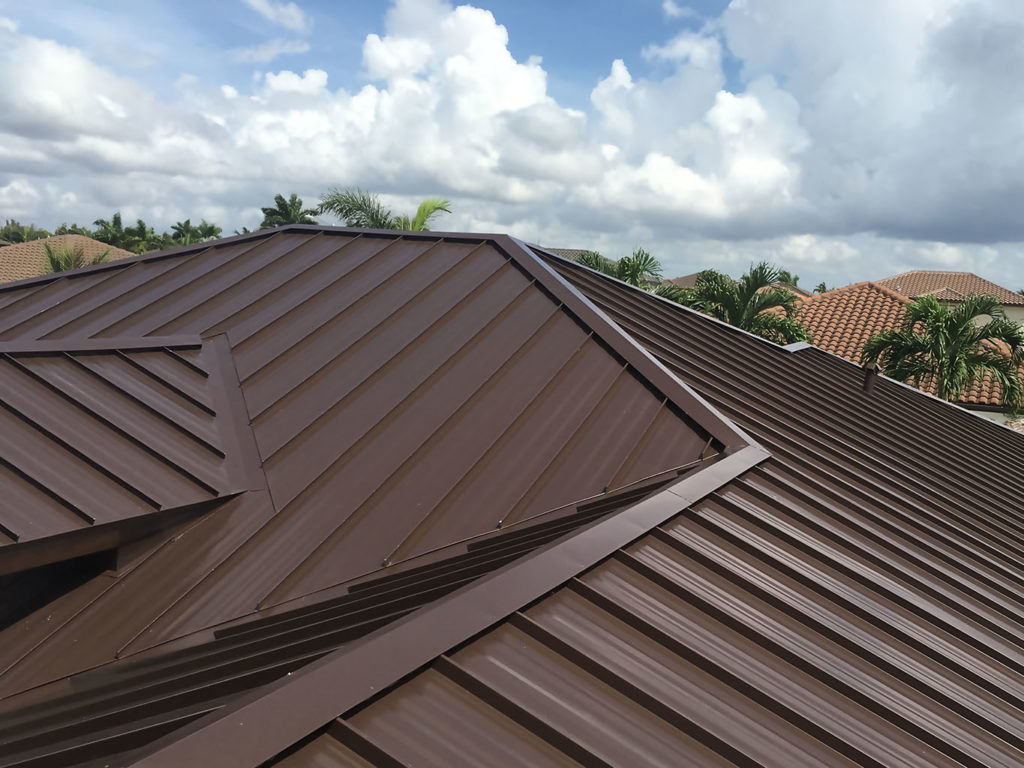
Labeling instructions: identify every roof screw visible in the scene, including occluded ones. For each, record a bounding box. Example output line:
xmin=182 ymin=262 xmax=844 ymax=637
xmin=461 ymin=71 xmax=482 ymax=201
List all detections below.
xmin=862 ymin=363 xmax=881 ymax=394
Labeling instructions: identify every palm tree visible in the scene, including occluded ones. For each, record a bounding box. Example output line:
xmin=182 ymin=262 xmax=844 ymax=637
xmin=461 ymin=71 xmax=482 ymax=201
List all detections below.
xmin=317 ymin=188 xmax=451 ymax=231
xmin=196 ymin=219 xmax=222 ymax=241
xmin=573 ymin=248 xmax=664 ymax=289
xmin=678 ymin=262 xmax=811 ymax=345
xmin=813 ymin=281 xmax=829 ymax=295
xmin=43 ymin=242 xmax=110 ymax=273
xmin=171 ymin=219 xmax=198 ymax=245
xmin=777 ymin=269 xmax=800 ymax=287
xmin=92 ymin=213 xmax=139 ymax=251
xmin=260 ymin=194 xmax=318 ymax=229
xmin=862 ymin=294 xmax=1024 ymax=413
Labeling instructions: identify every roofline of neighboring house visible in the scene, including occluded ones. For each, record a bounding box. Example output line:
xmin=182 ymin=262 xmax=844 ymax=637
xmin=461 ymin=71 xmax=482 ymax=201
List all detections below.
xmin=799 ymin=280 xmax=912 ymax=306
xmin=128 ymin=442 xmax=770 ymax=768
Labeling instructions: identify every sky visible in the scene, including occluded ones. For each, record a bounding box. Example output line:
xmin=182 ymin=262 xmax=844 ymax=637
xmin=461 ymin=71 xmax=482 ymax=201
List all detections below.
xmin=1 ymin=0 xmax=1023 ymax=287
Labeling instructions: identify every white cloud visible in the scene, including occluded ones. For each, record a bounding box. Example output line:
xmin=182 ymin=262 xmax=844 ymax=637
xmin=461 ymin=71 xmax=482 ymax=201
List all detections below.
xmin=661 ymin=1 xmax=696 ymax=19
xmin=0 ymin=16 xmax=17 ymax=34
xmin=232 ymin=39 xmax=310 ymax=64
xmin=242 ymin=0 xmax=310 ymax=33
xmin=263 ymin=68 xmax=327 ymax=94
xmin=4 ymin=0 xmax=1024 ymax=291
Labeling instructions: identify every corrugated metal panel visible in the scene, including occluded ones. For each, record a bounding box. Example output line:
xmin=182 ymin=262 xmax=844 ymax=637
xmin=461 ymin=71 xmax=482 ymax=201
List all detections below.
xmin=0 ymin=339 xmax=243 ymax=576
xmin=236 ymin=252 xmax=1024 ymax=768
xmin=0 ymin=230 xmax=717 ymax=753
xmin=0 ymin=481 xmax=673 ymax=767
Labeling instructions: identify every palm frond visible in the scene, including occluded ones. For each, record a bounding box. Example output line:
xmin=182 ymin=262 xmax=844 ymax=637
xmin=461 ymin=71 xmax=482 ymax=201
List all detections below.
xmin=653 ymin=283 xmax=687 ymax=303
xmin=409 ymin=198 xmax=452 ymax=231
xmin=317 ymin=188 xmax=395 ymax=229
xmin=574 ymin=251 xmax=615 ymax=276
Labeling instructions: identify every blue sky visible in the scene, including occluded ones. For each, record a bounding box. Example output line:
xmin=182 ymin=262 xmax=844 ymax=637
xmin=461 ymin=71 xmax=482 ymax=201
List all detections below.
xmin=2 ymin=0 xmax=1024 ymax=287
xmin=10 ymin=0 xmax=735 ymax=106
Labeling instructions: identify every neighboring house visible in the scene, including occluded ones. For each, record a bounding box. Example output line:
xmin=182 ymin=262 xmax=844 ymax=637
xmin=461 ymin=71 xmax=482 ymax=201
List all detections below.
xmin=796 ymin=281 xmax=1019 ymax=422
xmin=667 ymin=273 xmax=812 ymax=298
xmin=538 ymin=246 xmax=594 ymax=261
xmin=876 ymin=269 xmax=1024 ymax=324
xmin=0 ymin=234 xmax=136 ymax=283
xmin=2 ymin=227 xmax=1024 ymax=766
xmin=665 ymin=271 xmax=702 ymax=290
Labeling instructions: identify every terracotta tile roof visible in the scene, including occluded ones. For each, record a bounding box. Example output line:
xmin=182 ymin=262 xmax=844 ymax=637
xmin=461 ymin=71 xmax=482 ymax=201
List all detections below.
xmin=0 ymin=235 xmax=136 ymax=284
xmin=538 ymin=247 xmax=593 ymax=261
xmin=666 ymin=272 xmax=702 ymax=290
xmin=796 ymin=281 xmax=1018 ymax=409
xmin=798 ymin=282 xmax=911 ymax=362
xmin=876 ymin=269 xmax=1024 ymax=306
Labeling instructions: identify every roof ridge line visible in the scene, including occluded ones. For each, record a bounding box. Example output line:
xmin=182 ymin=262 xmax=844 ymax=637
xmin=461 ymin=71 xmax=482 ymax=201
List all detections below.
xmin=125 ymin=443 xmax=769 ymax=768
xmin=798 ymin=280 xmax=912 ymax=305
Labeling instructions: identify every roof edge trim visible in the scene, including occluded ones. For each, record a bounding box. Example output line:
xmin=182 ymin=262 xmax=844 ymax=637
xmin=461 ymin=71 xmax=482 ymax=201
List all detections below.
xmin=128 ymin=443 xmax=769 ymax=768
xmin=0 ymin=494 xmax=235 ymax=577
xmin=507 ymin=237 xmax=756 ymax=454
xmin=0 ymin=336 xmax=202 ymax=355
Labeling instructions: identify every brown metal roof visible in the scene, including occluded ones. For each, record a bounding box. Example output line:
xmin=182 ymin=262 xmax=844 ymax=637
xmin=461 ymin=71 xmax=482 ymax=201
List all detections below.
xmin=0 ymin=336 xmax=251 ymax=575
xmin=6 ymin=231 xmax=1024 ymax=767
xmin=0 ymin=227 xmax=744 ymax=766
xmin=135 ymin=245 xmax=1024 ymax=768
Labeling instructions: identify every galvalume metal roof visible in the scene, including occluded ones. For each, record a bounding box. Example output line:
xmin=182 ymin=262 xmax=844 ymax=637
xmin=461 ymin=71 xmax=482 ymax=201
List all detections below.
xmin=1 ymin=227 xmax=1024 ymax=767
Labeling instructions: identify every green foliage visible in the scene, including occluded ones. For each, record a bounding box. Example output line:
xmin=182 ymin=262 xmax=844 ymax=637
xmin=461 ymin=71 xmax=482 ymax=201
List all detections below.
xmin=92 ymin=213 xmax=139 ymax=252
xmin=0 ymin=219 xmax=50 ymax=244
xmin=574 ymin=250 xmax=615 ymax=276
xmin=813 ymin=281 xmax=829 ymax=294
xmin=317 ymin=188 xmax=451 ymax=231
xmin=678 ymin=262 xmax=811 ymax=345
xmin=573 ymin=247 xmax=664 ymax=289
xmin=170 ymin=218 xmax=223 ymax=246
xmin=43 ymin=241 xmax=110 ymax=273
xmin=260 ymin=193 xmax=318 ymax=228
xmin=53 ymin=223 xmax=94 ymax=237
xmin=777 ymin=269 xmax=800 ymax=287
xmin=862 ymin=294 xmax=1024 ymax=413
xmin=616 ymin=247 xmax=663 ymax=288
xmin=653 ymin=283 xmax=687 ymax=302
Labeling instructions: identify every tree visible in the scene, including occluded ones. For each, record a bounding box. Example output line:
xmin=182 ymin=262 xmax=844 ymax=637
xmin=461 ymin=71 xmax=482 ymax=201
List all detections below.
xmin=777 ymin=269 xmax=800 ymax=287
xmin=813 ymin=281 xmax=829 ymax=294
xmin=196 ymin=219 xmax=222 ymax=241
xmin=171 ymin=219 xmax=200 ymax=245
xmin=573 ymin=247 xmax=664 ymax=289
xmin=1 ymin=219 xmax=50 ymax=244
xmin=43 ymin=241 xmax=110 ymax=273
xmin=317 ymin=188 xmax=451 ymax=231
xmin=53 ymin=223 xmax=94 ymax=237
xmin=260 ymin=194 xmax=318 ymax=228
xmin=678 ymin=262 xmax=811 ymax=345
xmin=862 ymin=294 xmax=1024 ymax=413
xmin=92 ymin=213 xmax=139 ymax=252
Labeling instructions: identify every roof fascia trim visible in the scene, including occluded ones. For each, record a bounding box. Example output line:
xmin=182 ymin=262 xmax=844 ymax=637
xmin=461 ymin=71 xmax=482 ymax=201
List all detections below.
xmin=501 ymin=236 xmax=756 ymax=454
xmin=0 ymin=494 xmax=235 ymax=577
xmin=128 ymin=443 xmax=769 ymax=768
xmin=0 ymin=336 xmax=203 ymax=355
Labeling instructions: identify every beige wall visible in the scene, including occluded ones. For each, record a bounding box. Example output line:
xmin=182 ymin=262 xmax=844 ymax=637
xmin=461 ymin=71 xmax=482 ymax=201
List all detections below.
xmin=970 ymin=408 xmax=1011 ymax=425
xmin=1004 ymin=306 xmax=1024 ymax=325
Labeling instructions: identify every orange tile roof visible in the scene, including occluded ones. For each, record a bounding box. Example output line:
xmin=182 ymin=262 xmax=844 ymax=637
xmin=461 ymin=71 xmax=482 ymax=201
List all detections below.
xmin=0 ymin=234 xmax=136 ymax=283
xmin=799 ymin=281 xmax=1014 ymax=409
xmin=876 ymin=270 xmax=1024 ymax=305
